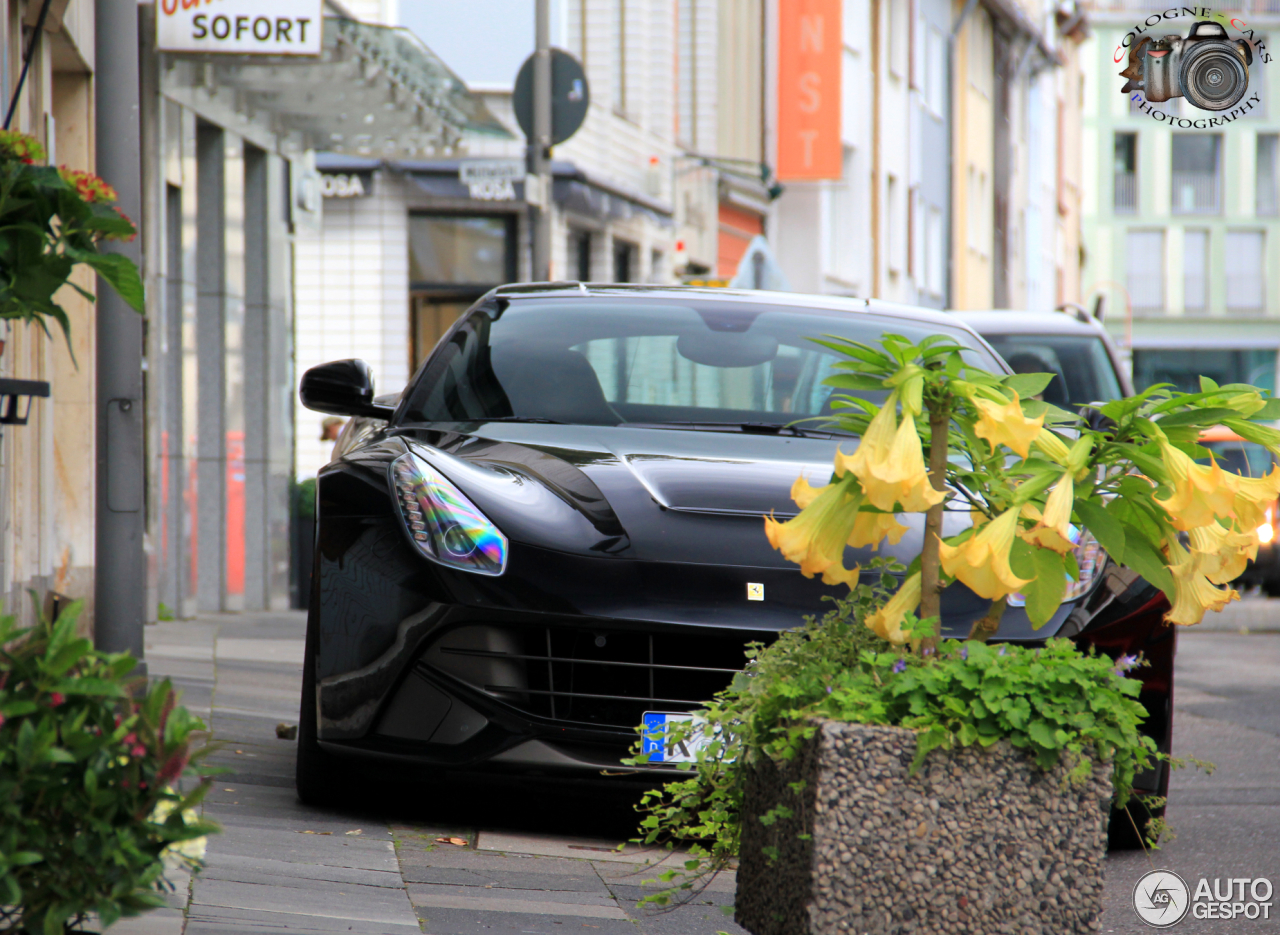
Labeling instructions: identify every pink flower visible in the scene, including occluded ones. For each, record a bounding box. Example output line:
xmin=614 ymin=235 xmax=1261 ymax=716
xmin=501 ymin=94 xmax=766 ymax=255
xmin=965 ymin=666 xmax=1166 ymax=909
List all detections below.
xmin=131 ymin=745 xmax=146 ymax=758
xmin=49 ymin=693 xmax=65 ymax=707
xmin=0 ymin=713 xmax=6 ymax=728
xmin=123 ymin=732 xmax=137 ymax=745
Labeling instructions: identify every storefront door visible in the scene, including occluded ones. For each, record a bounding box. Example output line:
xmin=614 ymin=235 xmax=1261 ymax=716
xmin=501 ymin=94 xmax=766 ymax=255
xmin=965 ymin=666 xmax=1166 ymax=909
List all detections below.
xmin=408 ymin=213 xmax=517 ymax=368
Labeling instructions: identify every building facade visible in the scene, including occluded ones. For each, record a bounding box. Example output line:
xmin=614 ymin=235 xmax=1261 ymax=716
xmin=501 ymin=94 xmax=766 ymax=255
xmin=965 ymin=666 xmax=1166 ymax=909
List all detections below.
xmin=0 ymin=0 xmax=99 ymax=628
xmin=1081 ymin=1 xmax=1280 ymax=392
xmin=293 ymin=0 xmax=774 ymax=477
xmin=767 ymin=0 xmax=1088 ymax=312
xmin=142 ymin=3 xmax=493 ymax=617
xmin=949 ymin=0 xmax=1090 ymax=312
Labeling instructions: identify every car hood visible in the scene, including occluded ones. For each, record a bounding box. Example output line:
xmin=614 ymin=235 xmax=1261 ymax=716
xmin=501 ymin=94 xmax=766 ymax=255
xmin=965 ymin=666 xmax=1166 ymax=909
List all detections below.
xmin=402 ymin=423 xmax=980 ymax=568
xmin=390 ymin=422 xmax=1074 ymax=639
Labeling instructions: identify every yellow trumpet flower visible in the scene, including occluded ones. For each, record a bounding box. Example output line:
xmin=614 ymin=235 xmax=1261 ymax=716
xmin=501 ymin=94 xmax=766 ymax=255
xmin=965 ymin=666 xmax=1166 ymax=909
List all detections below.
xmin=1033 ymin=429 xmax=1072 ymax=466
xmin=789 ymin=475 xmax=908 ymax=551
xmin=1188 ymin=520 xmax=1258 ymax=585
xmin=837 ymin=403 xmax=944 ymax=513
xmin=1165 ymin=536 xmax=1238 ymax=626
xmin=1229 ymin=466 xmax=1280 ymax=531
xmin=1153 ymin=437 xmax=1237 ymax=531
xmin=1020 ymin=473 xmax=1075 ymax=554
xmin=765 ymin=474 xmax=862 ymax=586
xmin=850 ymin=510 xmax=909 ymax=550
xmin=972 ymin=391 xmax=1045 ymax=459
xmin=865 ymin=572 xmax=921 ymax=645
xmin=938 ymin=507 xmax=1034 ymax=601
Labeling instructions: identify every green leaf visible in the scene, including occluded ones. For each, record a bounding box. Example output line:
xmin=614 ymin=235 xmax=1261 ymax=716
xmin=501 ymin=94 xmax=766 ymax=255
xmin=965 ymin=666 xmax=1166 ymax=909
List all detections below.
xmin=823 ymin=373 xmax=890 ymax=391
xmin=1120 ymin=533 xmax=1174 ymax=598
xmin=1251 ymin=398 xmax=1280 ymax=421
xmin=1156 ymin=407 xmax=1241 ymax=428
xmin=1027 ymin=719 xmax=1057 ymax=749
xmin=1004 ymin=372 xmax=1055 ymax=399
xmin=1074 ymin=498 xmax=1125 ymax=563
xmin=65 ymin=248 xmax=145 ymax=313
xmin=1223 ymin=418 xmax=1280 ymax=450
xmin=1022 ymin=548 xmax=1067 ymax=629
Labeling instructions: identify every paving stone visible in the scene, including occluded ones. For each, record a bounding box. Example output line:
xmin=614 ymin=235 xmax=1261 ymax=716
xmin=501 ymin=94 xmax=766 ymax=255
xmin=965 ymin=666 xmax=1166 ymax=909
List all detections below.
xmin=101 ymin=907 xmax=186 ymax=934
xmin=409 ymin=881 xmax=623 ymax=910
xmin=400 ymin=864 xmax=610 ymax=893
xmin=201 ymin=852 xmax=404 ymax=888
xmin=397 ymin=846 xmax=597 ymax=875
xmin=476 ymin=831 xmax=652 ymax=864
xmin=412 ymin=905 xmax=640 ymax=934
xmin=185 ymin=904 xmax=419 ymax=933
xmin=192 ymin=877 xmax=416 ymax=924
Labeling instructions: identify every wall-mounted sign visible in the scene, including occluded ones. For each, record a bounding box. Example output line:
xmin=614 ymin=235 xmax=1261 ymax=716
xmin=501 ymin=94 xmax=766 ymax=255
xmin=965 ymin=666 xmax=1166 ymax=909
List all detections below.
xmin=319 ymin=172 xmax=372 ymax=198
xmin=776 ymin=0 xmax=842 ymax=180
xmin=157 ymin=0 xmax=323 ymax=55
xmin=459 ymin=160 xmax=523 ymax=201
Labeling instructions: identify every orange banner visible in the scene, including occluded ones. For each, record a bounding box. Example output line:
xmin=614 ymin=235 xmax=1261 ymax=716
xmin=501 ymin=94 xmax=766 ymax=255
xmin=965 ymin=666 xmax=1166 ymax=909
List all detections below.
xmin=777 ymin=0 xmax=843 ymax=180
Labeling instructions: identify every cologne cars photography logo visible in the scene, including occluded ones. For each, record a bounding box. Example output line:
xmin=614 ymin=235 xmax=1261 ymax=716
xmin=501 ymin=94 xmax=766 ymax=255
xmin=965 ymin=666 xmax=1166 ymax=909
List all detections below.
xmin=1134 ymin=870 xmax=1191 ymax=927
xmin=1118 ymin=7 xmax=1270 ymax=123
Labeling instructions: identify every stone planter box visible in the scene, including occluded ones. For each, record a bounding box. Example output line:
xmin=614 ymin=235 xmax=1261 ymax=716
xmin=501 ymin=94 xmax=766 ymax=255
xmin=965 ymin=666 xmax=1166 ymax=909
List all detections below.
xmin=735 ymin=723 xmax=1112 ymax=935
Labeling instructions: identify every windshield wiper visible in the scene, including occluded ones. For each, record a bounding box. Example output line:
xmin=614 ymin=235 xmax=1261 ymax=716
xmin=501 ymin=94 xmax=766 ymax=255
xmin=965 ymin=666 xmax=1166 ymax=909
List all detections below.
xmin=626 ymin=421 xmax=848 ymax=438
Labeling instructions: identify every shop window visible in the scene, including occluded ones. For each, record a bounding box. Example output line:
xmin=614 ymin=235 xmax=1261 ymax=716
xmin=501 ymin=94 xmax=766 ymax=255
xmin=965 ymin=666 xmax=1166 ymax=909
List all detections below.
xmin=1126 ymin=229 xmax=1164 ymax=313
xmin=1225 ymin=230 xmax=1265 ymax=313
xmin=408 ymin=214 xmax=516 ymax=369
xmin=569 ymin=229 xmax=592 ymax=280
xmin=408 ymin=215 xmax=513 ymax=286
xmin=613 ymin=239 xmax=636 ymax=282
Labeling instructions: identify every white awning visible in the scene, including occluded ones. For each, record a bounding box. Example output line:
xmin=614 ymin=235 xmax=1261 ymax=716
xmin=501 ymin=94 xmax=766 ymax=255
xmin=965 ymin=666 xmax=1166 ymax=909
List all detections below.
xmin=159 ymin=16 xmax=510 ymax=158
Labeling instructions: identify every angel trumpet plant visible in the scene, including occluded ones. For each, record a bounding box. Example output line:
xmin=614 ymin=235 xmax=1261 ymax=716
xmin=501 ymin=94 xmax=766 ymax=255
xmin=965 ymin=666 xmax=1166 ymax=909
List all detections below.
xmin=764 ymin=333 xmax=1280 ymax=653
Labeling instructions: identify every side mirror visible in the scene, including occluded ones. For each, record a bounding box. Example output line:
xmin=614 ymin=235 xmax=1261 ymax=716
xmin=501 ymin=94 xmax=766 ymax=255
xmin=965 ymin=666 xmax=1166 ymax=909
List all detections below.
xmin=299 ymin=359 xmax=396 ymax=419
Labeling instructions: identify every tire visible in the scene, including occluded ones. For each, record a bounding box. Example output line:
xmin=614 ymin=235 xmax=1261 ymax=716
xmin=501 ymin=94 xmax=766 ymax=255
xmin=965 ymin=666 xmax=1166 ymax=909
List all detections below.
xmin=295 ymin=575 xmax=351 ymax=807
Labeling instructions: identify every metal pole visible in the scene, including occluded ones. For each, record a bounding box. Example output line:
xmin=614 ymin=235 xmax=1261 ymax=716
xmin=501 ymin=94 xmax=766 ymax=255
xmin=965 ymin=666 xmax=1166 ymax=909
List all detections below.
xmin=94 ymin=0 xmax=146 ymax=667
xmin=530 ymin=0 xmax=552 ymax=281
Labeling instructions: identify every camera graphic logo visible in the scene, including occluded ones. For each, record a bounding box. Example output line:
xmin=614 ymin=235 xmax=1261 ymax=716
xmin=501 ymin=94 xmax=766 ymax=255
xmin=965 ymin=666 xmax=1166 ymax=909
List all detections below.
xmin=1121 ymin=21 xmax=1253 ymax=111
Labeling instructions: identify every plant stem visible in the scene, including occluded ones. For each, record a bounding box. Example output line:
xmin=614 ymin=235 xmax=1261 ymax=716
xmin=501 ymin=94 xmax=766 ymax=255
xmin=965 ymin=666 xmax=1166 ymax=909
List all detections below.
xmin=968 ymin=597 xmax=1007 ymax=642
xmin=919 ymin=406 xmax=950 ymax=654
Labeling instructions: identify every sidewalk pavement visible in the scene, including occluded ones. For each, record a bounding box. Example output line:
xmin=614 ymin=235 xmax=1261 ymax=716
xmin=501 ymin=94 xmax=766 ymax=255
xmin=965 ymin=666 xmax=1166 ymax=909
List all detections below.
xmin=105 ymin=604 xmax=1280 ymax=934
xmin=108 ymin=611 xmax=746 ymax=935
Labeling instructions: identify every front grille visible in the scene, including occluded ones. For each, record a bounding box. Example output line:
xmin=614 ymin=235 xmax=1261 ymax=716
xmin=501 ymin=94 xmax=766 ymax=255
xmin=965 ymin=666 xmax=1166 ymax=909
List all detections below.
xmin=420 ymin=624 xmax=768 ymax=730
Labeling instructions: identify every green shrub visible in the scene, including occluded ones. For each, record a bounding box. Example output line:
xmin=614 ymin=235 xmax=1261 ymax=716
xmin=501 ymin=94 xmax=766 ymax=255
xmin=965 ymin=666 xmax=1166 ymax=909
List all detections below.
xmin=0 ymin=600 xmax=216 ymax=934
xmin=627 ymin=564 xmax=1163 ymax=905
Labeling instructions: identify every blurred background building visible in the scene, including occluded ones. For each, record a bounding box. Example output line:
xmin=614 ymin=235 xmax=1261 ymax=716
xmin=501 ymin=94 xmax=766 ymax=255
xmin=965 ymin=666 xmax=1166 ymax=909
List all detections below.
xmin=1081 ymin=0 xmax=1280 ymax=396
xmin=10 ymin=0 xmax=1280 ymax=627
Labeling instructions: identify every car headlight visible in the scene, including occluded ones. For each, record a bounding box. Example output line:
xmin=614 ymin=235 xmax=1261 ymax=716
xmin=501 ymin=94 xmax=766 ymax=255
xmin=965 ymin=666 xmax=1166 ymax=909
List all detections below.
xmin=390 ymin=452 xmax=508 ymax=576
xmin=1008 ymin=525 xmax=1104 ymax=608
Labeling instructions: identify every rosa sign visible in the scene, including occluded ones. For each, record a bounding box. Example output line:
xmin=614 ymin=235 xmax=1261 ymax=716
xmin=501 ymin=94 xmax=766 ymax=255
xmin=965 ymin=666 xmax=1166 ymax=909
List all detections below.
xmin=157 ymin=0 xmax=322 ymax=55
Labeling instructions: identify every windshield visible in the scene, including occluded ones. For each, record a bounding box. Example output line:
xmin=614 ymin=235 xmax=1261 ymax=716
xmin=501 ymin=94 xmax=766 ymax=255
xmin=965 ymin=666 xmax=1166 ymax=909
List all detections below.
xmin=980 ymin=334 xmax=1123 ymax=409
xmin=400 ymin=298 xmax=1002 ymax=429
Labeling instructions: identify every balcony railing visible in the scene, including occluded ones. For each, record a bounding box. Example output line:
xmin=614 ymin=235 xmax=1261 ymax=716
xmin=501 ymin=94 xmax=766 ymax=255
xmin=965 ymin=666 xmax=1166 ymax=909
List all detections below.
xmin=1171 ymin=172 xmax=1220 ymax=214
xmin=1114 ymin=172 xmax=1137 ymax=213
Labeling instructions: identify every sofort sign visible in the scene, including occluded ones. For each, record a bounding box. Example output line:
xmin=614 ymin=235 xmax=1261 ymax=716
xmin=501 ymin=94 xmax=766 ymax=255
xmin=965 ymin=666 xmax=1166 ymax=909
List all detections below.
xmin=157 ymin=0 xmax=322 ymax=56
